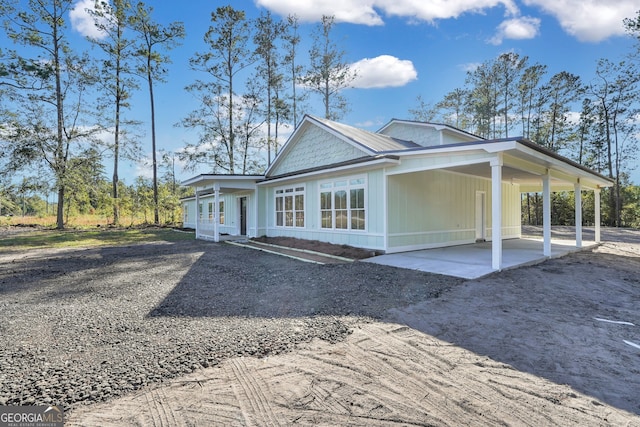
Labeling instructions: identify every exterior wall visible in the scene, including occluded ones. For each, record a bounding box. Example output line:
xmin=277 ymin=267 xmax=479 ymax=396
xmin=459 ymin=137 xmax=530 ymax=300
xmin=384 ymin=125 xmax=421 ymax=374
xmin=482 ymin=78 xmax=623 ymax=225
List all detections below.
xmin=259 ymin=169 xmax=386 ymax=251
xmin=269 ymin=124 xmax=366 ymax=176
xmin=380 ymin=123 xmax=478 ymax=147
xmin=386 ymin=169 xmax=520 ymax=252
xmin=394 ymin=151 xmax=490 ymax=173
xmin=182 ymin=198 xmax=197 ymax=229
xmin=183 ymin=191 xmax=257 ymax=237
xmin=380 ymin=122 xmax=441 ymax=147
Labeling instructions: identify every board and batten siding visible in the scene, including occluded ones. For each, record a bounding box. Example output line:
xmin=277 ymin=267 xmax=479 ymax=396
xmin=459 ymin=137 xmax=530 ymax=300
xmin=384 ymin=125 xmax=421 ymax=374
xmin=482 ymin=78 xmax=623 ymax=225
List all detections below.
xmin=262 ymin=169 xmax=386 ymax=251
xmin=386 ymin=169 xmax=520 ymax=252
xmin=182 ymin=198 xmax=197 ymax=228
xmin=182 ymin=191 xmax=256 ymax=236
xmin=269 ymin=124 xmax=366 ymax=176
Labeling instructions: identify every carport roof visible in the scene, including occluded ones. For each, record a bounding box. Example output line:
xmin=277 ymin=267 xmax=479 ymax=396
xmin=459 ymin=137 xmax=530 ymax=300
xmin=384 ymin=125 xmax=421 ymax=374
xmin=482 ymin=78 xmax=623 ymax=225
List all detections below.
xmin=389 ymin=137 xmax=614 ymax=191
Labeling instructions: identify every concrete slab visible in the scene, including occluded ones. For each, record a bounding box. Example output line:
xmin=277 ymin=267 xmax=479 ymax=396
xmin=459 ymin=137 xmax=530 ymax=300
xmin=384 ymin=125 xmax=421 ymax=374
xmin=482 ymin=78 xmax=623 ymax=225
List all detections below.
xmin=363 ymin=238 xmax=598 ymax=279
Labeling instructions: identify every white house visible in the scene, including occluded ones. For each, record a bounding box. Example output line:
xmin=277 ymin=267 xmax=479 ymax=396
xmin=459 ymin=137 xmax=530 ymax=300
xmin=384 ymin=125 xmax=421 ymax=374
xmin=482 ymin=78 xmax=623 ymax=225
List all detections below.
xmin=182 ymin=115 xmax=612 ymax=271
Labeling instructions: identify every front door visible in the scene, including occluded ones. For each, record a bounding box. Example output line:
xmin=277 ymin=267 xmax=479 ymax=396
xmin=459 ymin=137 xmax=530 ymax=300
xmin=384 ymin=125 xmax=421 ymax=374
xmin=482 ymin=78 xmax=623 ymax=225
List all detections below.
xmin=239 ymin=197 xmax=247 ymax=236
xmin=475 ymin=191 xmax=486 ymax=242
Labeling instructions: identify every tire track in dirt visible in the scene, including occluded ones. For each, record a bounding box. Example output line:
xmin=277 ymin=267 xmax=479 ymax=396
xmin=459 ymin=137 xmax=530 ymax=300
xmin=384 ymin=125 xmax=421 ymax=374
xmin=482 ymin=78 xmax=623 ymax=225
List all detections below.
xmin=67 ymin=321 xmax=640 ymax=426
xmin=227 ymin=358 xmax=282 ymax=426
xmin=144 ymin=386 xmax=184 ymax=427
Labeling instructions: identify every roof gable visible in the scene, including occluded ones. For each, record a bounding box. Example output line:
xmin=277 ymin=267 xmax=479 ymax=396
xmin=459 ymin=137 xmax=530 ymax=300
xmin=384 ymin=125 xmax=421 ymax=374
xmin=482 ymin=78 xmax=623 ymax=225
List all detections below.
xmin=267 ymin=115 xmax=419 ymax=178
xmin=378 ymin=119 xmax=483 ymax=147
xmin=267 ymin=116 xmax=369 ymax=177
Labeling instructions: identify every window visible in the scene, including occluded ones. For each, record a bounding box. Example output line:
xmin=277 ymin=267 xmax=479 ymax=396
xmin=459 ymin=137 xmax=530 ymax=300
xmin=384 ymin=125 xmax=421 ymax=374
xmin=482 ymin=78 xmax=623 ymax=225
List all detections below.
xmin=275 ymin=186 xmax=305 ymax=228
xmin=198 ymin=202 xmax=203 ymax=219
xmin=204 ymin=200 xmax=224 ymax=223
xmin=183 ymin=204 xmax=189 ymax=223
xmin=320 ymin=177 xmax=366 ymax=231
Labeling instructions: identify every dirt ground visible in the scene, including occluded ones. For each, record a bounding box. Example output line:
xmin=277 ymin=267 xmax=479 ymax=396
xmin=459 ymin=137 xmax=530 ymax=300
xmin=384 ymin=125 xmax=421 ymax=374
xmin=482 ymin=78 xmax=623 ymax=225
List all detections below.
xmin=3 ymin=227 xmax=639 ymax=425
xmin=65 ymin=229 xmax=640 ymax=426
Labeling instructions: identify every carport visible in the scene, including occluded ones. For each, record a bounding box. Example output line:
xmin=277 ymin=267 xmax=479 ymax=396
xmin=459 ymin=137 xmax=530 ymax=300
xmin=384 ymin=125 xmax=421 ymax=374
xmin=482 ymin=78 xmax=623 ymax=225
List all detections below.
xmin=365 ymin=236 xmax=598 ymax=279
xmin=383 ymin=138 xmax=613 ymax=274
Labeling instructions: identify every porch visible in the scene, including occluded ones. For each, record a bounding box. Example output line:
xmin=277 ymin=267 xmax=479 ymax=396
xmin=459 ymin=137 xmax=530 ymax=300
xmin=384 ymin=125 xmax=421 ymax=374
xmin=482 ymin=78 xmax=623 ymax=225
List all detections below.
xmin=364 ymin=231 xmax=599 ymax=279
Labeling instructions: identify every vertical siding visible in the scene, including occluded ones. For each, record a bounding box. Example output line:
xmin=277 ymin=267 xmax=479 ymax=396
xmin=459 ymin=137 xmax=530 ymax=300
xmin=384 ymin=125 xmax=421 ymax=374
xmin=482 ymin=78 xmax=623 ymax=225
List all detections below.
xmin=256 ymin=187 xmax=268 ymax=237
xmin=261 ymin=170 xmax=385 ymax=251
xmin=387 ymin=169 xmax=520 ymax=251
xmin=185 ymin=192 xmax=260 ymax=237
xmin=182 ymin=199 xmax=197 ymax=228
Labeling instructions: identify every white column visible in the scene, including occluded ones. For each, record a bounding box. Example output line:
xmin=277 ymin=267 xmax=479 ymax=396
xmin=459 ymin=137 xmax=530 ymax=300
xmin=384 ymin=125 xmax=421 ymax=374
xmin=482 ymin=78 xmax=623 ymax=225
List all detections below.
xmin=195 ymin=190 xmax=200 ymax=239
xmin=213 ymin=183 xmax=220 ymax=243
xmin=491 ymin=155 xmax=503 ymax=271
xmin=542 ymin=171 xmax=551 ymax=256
xmin=594 ymin=188 xmax=601 ymax=243
xmin=574 ymin=181 xmax=582 ymax=248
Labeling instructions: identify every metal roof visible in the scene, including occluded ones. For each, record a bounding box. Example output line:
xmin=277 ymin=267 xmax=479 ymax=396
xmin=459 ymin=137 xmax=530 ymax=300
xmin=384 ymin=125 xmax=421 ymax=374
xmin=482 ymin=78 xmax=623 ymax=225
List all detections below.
xmin=311 ymin=116 xmax=421 ymax=153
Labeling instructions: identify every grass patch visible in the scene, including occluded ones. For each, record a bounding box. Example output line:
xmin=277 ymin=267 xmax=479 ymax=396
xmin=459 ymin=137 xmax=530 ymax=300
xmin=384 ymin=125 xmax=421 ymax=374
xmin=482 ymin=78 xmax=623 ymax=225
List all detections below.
xmin=0 ymin=227 xmax=194 ymax=251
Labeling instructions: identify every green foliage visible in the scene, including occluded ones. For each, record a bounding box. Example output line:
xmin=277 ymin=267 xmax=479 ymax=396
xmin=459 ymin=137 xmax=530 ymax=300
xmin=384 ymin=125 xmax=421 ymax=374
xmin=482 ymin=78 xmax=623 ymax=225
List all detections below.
xmin=181 ymin=5 xmax=254 ymax=174
xmin=0 ymin=228 xmax=194 ymax=251
xmin=303 ymin=15 xmax=354 ymax=121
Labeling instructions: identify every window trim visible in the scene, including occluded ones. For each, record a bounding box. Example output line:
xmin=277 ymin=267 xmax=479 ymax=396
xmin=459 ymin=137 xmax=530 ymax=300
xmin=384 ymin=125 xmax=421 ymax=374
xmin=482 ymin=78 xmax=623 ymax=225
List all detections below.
xmin=319 ymin=176 xmax=367 ymax=232
xmin=274 ymin=184 xmax=306 ymax=228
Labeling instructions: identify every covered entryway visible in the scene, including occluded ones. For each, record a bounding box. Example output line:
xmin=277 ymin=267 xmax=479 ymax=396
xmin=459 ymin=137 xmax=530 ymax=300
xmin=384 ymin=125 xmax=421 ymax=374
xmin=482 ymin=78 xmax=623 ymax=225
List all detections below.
xmin=182 ymin=174 xmax=263 ymax=242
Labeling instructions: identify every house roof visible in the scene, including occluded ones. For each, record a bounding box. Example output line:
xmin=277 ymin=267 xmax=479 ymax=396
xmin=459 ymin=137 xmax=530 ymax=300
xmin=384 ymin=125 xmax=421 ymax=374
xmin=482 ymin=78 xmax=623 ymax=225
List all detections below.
xmin=182 ymin=116 xmax=612 ymax=191
xmin=378 ymin=118 xmax=484 ymax=141
xmin=261 ymin=154 xmax=401 ymax=184
xmin=311 ymin=116 xmax=421 ymax=153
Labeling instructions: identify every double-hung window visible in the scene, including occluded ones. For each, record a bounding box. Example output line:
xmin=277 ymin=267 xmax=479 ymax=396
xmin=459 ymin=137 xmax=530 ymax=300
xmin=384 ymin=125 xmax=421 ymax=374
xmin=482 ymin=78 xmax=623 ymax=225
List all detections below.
xmin=320 ymin=177 xmax=366 ymax=231
xmin=275 ymin=186 xmax=305 ymax=227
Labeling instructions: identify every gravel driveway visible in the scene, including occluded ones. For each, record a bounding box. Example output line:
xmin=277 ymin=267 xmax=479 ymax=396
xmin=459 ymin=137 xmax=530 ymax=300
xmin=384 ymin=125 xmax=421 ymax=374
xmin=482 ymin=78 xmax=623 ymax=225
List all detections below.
xmin=0 ymin=238 xmax=457 ymax=410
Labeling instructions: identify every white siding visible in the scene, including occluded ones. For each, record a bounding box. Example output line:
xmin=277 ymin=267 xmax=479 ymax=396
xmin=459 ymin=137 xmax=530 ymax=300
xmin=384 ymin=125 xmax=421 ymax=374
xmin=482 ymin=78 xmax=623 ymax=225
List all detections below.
xmin=386 ymin=170 xmax=520 ymax=252
xmin=380 ymin=122 xmax=442 ymax=147
xmin=182 ymin=198 xmax=197 ymax=228
xmin=380 ymin=122 xmax=480 ymax=147
xmin=261 ymin=170 xmax=386 ymax=251
xmin=270 ymin=125 xmax=366 ymax=176
xmin=185 ymin=191 xmax=258 ymax=238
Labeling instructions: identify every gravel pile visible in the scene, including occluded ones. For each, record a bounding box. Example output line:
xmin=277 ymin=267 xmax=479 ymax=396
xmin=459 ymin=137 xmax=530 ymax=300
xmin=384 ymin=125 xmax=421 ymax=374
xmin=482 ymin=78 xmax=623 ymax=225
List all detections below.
xmin=0 ymin=239 xmax=457 ymax=411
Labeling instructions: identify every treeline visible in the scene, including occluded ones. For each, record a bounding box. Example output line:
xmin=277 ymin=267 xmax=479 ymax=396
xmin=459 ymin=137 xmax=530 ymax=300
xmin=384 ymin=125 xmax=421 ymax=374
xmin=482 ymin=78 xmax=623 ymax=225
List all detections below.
xmin=412 ymin=13 xmax=640 ymax=228
xmin=2 ymin=1 xmax=640 ymax=230
xmin=0 ymin=2 xmax=352 ymax=229
xmin=0 ymin=149 xmax=190 ymax=225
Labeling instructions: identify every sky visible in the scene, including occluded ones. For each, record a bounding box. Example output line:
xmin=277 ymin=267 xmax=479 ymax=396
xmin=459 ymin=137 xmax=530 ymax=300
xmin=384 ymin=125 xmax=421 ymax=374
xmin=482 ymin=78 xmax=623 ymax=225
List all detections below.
xmin=10 ymin=0 xmax=640 ymax=184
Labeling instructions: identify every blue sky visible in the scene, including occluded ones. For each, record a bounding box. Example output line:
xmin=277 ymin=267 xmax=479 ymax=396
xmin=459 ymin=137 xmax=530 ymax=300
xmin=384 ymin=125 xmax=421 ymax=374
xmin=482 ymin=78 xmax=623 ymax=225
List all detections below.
xmin=26 ymin=1 xmax=640 ymax=183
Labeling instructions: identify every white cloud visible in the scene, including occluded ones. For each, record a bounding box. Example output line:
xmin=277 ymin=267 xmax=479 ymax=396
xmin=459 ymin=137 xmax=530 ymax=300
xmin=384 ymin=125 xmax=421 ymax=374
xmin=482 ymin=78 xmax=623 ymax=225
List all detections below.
xmin=255 ymin=0 xmax=383 ymax=25
xmin=354 ymin=119 xmax=382 ymax=128
xmin=489 ymin=16 xmax=541 ymax=45
xmin=70 ymin=0 xmax=109 ymax=39
xmin=459 ymin=62 xmax=482 ymax=72
xmin=350 ymin=55 xmax=417 ymax=89
xmin=524 ymin=0 xmax=637 ymax=42
xmin=256 ymin=0 xmax=518 ymax=25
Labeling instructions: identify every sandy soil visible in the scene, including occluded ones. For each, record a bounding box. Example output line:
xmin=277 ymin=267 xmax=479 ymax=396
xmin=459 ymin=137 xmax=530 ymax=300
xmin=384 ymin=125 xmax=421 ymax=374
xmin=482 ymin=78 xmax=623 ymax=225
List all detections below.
xmin=65 ymin=230 xmax=640 ymax=426
xmin=68 ymin=321 xmax=638 ymax=426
